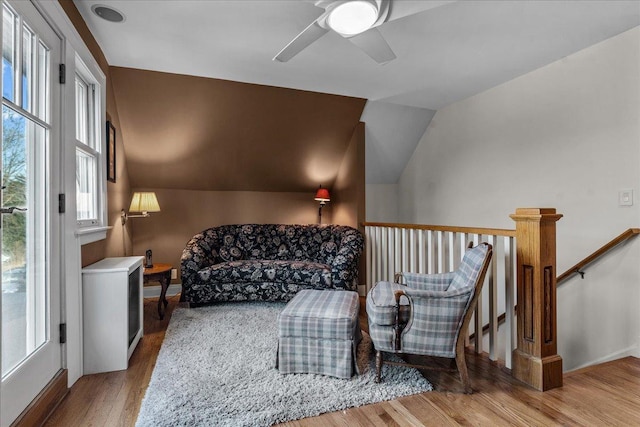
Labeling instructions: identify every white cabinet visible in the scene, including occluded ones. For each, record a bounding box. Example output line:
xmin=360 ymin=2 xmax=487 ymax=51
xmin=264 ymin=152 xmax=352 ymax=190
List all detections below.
xmin=82 ymin=256 xmax=144 ymax=374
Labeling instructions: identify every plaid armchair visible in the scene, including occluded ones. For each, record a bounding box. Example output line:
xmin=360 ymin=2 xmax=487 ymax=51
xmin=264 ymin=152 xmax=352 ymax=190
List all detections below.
xmin=366 ymin=243 xmax=492 ymax=393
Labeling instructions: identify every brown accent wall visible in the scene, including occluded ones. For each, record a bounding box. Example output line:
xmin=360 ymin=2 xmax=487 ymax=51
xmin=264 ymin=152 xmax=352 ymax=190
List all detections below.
xmin=58 ymin=1 xmax=133 ymax=266
xmin=332 ymin=122 xmax=366 ymax=286
xmin=109 ymin=67 xmax=366 ymax=192
xmin=332 ymin=122 xmax=366 ymax=229
xmin=129 ymin=189 xmax=331 ymax=279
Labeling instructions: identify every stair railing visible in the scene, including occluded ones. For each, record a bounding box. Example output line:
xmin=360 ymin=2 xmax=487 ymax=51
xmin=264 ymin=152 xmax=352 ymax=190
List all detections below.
xmin=557 ymin=228 xmax=640 ymax=284
xmin=472 ymin=227 xmax=640 ymax=340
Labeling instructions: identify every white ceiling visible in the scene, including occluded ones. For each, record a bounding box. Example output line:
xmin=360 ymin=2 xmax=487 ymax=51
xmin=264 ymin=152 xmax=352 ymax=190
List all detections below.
xmin=73 ymin=0 xmax=640 ymax=186
xmin=73 ymin=0 xmax=640 ymax=110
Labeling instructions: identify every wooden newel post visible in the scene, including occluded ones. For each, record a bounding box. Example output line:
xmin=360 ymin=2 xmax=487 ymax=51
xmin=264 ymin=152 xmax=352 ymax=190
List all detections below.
xmin=510 ymin=208 xmax=563 ymax=391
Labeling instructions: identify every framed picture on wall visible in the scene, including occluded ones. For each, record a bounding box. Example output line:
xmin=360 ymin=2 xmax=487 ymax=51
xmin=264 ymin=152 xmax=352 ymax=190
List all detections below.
xmin=107 ymin=121 xmax=116 ymax=183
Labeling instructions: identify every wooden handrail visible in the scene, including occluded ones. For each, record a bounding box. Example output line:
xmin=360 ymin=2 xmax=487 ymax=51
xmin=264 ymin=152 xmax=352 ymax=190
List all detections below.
xmin=362 ymin=222 xmax=516 ymax=237
xmin=470 ymin=228 xmax=640 ymax=341
xmin=557 ymin=228 xmax=640 ymax=284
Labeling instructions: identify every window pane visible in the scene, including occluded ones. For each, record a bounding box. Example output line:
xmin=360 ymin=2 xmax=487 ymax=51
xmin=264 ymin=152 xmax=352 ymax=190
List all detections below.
xmin=36 ymin=41 xmax=48 ymax=122
xmin=2 ymin=105 xmax=47 ymax=376
xmin=75 ymin=76 xmax=87 ymax=144
xmin=2 ymin=5 xmax=16 ymax=102
xmin=76 ymin=149 xmax=97 ymax=221
xmin=21 ymin=25 xmax=33 ymax=112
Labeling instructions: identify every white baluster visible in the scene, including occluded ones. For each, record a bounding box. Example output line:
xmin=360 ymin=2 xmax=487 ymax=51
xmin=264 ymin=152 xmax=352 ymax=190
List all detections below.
xmin=473 ymin=233 xmax=483 ymax=354
xmin=365 ymin=227 xmax=372 ymax=292
xmin=505 ymin=235 xmax=516 ymax=370
xmin=488 ymin=235 xmax=498 ymax=361
xmin=448 ymin=232 xmax=455 ymax=271
xmin=375 ymin=227 xmax=382 ymax=285
xmin=427 ymin=230 xmax=434 ymax=274
xmin=418 ymin=230 xmax=425 ymax=274
xmin=436 ymin=230 xmax=444 ymax=273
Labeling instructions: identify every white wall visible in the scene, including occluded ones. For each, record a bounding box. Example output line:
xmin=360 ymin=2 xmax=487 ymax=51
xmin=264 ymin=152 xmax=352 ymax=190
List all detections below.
xmin=397 ymin=27 xmax=640 ymax=371
xmin=365 ymin=184 xmax=399 ymax=222
xmin=363 ymin=100 xmax=435 ymax=184
xmin=362 ymin=100 xmax=434 ymax=222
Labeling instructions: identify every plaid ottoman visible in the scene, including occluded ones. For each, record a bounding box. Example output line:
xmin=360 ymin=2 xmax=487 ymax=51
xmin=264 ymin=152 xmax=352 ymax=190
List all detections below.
xmin=276 ymin=289 xmax=361 ymax=379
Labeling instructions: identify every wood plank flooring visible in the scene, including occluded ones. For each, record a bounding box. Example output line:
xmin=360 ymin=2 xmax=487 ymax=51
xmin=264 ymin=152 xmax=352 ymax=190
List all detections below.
xmin=45 ymin=295 xmax=640 ymax=426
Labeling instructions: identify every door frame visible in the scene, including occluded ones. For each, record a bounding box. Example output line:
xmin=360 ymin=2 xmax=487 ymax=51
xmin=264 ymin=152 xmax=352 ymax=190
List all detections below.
xmin=0 ymin=1 xmax=63 ymax=425
xmin=34 ymin=0 xmax=108 ymax=388
xmin=0 ymin=1 xmax=108 ymax=422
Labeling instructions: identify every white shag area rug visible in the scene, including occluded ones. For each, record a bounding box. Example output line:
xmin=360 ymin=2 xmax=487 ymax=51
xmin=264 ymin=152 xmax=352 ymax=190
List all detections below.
xmin=136 ymin=302 xmax=432 ymax=427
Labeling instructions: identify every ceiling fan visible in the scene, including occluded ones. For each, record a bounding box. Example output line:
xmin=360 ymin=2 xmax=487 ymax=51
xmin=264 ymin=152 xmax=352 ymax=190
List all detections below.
xmin=273 ymin=0 xmax=398 ymax=64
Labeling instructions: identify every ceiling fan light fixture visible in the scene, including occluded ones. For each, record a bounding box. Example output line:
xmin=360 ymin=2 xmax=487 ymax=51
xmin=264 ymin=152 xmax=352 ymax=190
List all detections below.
xmin=327 ymin=0 xmax=378 ymax=36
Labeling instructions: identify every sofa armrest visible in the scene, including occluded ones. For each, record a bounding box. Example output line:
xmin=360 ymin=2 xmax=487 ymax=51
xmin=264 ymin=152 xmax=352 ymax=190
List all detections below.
xmin=331 ymin=227 xmax=364 ymax=290
xmin=180 ymin=228 xmax=220 ymax=300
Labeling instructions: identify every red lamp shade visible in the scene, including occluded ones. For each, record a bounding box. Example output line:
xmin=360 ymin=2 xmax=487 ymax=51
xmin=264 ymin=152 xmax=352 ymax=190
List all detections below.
xmin=314 ymin=187 xmax=330 ymax=203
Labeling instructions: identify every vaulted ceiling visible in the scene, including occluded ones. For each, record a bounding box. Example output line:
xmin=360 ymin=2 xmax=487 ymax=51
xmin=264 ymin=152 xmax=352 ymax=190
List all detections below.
xmin=73 ymin=0 xmax=640 ymax=190
xmin=74 ymin=1 xmax=639 ymax=109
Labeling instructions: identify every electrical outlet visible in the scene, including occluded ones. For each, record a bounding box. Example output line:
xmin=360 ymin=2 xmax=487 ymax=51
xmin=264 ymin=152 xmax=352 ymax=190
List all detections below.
xmin=171 ymin=268 xmax=178 ymax=280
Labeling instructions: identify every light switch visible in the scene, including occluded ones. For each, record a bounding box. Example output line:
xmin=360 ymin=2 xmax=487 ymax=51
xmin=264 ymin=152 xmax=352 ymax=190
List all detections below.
xmin=618 ymin=189 xmax=633 ymax=206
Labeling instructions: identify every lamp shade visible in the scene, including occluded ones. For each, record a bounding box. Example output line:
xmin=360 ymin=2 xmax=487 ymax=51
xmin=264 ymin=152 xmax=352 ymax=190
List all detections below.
xmin=314 ymin=187 xmax=330 ymax=203
xmin=129 ymin=192 xmax=161 ymax=213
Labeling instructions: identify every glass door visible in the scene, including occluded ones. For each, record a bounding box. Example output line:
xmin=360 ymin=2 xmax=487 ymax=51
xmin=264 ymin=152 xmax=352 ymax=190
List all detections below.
xmin=1 ymin=1 xmax=61 ymax=425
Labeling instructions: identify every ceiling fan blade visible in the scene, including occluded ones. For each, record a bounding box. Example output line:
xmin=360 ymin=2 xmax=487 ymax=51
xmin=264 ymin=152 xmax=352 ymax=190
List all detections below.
xmin=348 ymin=27 xmax=396 ymax=64
xmin=386 ymin=0 xmax=454 ymax=22
xmin=273 ymin=20 xmax=329 ymax=62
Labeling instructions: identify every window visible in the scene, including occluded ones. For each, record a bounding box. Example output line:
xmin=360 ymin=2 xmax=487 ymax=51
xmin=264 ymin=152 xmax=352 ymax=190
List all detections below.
xmin=74 ymin=59 xmax=102 ymax=227
xmin=1 ymin=2 xmax=50 ymax=377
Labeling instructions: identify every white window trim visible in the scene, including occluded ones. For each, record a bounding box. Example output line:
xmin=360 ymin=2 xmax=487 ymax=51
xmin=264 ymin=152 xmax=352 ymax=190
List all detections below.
xmin=74 ymin=54 xmax=105 ymax=232
xmin=33 ymin=0 xmax=109 ymax=387
xmin=75 ymin=225 xmax=108 ymax=245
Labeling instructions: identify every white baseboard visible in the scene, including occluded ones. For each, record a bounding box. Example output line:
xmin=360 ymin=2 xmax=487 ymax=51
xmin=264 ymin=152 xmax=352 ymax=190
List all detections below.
xmin=567 ymin=343 xmax=639 ymax=372
xmin=143 ymin=284 xmax=182 ymax=299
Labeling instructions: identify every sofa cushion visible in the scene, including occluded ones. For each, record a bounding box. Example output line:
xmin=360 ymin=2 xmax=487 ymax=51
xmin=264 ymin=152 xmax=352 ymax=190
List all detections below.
xmin=223 ymin=224 xmax=340 ymax=263
xmin=219 ymin=245 xmax=244 ymax=262
xmin=219 ymin=233 xmax=245 ymax=262
xmin=198 ymin=260 xmax=332 ymax=287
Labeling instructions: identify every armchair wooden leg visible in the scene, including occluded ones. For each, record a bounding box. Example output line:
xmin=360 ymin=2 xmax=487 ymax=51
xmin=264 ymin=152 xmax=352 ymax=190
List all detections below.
xmin=375 ymin=351 xmax=383 ymax=383
xmin=455 ymin=352 xmax=472 ymax=394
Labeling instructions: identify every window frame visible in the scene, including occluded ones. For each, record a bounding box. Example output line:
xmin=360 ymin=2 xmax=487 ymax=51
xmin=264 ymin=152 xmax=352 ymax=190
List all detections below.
xmin=73 ymin=55 xmax=105 ymax=230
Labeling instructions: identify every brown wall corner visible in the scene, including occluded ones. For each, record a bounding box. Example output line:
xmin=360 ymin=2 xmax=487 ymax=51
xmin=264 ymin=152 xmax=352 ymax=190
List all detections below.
xmin=330 ymin=122 xmax=366 ymax=288
xmin=331 ymin=122 xmax=366 ymax=229
xmin=81 ymin=240 xmax=106 ymax=268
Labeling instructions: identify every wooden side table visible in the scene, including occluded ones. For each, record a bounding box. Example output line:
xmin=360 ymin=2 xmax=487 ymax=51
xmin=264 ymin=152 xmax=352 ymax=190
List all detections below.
xmin=143 ymin=263 xmax=172 ymax=320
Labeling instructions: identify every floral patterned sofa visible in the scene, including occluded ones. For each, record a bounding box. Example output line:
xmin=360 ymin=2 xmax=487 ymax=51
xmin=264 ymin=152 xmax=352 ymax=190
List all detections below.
xmin=180 ymin=224 xmax=364 ymax=305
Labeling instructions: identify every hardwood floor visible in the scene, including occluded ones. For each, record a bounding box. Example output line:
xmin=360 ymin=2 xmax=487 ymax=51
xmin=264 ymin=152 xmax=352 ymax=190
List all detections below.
xmin=44 ymin=294 xmax=180 ymax=427
xmin=46 ymin=295 xmax=640 ymax=426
